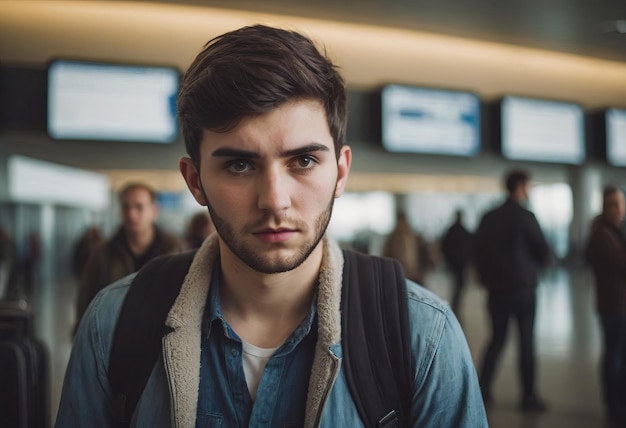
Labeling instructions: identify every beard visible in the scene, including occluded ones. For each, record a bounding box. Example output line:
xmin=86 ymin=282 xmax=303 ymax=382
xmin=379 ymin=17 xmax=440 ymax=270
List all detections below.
xmin=206 ymin=194 xmax=335 ymax=274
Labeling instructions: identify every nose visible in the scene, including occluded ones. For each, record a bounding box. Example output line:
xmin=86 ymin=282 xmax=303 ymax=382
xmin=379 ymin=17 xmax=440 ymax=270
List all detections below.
xmin=257 ymin=165 xmax=291 ymax=213
xmin=124 ymin=207 xmax=139 ymax=223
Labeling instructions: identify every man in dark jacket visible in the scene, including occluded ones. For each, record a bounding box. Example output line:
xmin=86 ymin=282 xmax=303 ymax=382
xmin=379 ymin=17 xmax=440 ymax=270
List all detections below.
xmin=75 ymin=182 xmax=182 ymax=327
xmin=441 ymin=209 xmax=473 ymax=315
xmin=585 ymin=185 xmax=626 ymax=425
xmin=474 ymin=169 xmax=551 ymax=412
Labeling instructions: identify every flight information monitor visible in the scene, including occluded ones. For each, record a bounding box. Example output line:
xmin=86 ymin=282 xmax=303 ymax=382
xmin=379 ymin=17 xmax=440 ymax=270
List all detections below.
xmin=47 ymin=60 xmax=179 ymax=143
xmin=381 ymin=84 xmax=481 ymax=156
xmin=606 ymin=108 xmax=626 ymax=166
xmin=500 ymin=96 xmax=585 ymax=164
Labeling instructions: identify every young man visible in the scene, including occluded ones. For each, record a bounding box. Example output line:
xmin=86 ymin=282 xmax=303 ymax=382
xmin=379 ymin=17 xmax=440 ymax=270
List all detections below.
xmin=474 ymin=169 xmax=551 ymax=412
xmin=57 ymin=25 xmax=487 ymax=427
xmin=585 ymin=185 xmax=626 ymax=425
xmin=75 ymin=182 xmax=182 ymax=327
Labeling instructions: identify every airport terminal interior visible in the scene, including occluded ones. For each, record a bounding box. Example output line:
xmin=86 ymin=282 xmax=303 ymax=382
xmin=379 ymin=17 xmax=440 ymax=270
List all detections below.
xmin=2 ymin=1 xmax=626 ymax=426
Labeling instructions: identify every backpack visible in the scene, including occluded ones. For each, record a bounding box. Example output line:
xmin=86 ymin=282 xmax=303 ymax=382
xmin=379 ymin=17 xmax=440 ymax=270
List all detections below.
xmin=108 ymin=249 xmax=412 ymax=428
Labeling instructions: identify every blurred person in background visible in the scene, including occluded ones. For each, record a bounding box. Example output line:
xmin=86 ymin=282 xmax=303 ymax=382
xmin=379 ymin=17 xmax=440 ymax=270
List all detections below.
xmin=441 ymin=209 xmax=473 ymax=315
xmin=75 ymin=182 xmax=182 ymax=328
xmin=474 ymin=169 xmax=551 ymax=412
xmin=184 ymin=211 xmax=215 ymax=250
xmin=71 ymin=226 xmax=103 ymax=280
xmin=15 ymin=232 xmax=41 ymax=299
xmin=383 ymin=212 xmax=423 ymax=284
xmin=0 ymin=226 xmax=17 ymax=299
xmin=585 ymin=184 xmax=626 ymax=426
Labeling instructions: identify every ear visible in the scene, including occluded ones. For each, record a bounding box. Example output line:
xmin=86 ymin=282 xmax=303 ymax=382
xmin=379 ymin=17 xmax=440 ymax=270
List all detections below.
xmin=334 ymin=145 xmax=352 ymax=198
xmin=179 ymin=157 xmax=208 ymax=206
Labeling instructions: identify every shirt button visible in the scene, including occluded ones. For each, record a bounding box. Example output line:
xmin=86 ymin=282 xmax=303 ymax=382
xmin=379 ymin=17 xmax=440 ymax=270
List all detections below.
xmin=231 ymin=348 xmax=238 ymax=356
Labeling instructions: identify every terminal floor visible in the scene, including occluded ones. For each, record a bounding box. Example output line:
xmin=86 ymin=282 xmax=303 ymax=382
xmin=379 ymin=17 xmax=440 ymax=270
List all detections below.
xmin=429 ymin=266 xmax=611 ymax=428
xmin=42 ymin=265 xmax=611 ymax=427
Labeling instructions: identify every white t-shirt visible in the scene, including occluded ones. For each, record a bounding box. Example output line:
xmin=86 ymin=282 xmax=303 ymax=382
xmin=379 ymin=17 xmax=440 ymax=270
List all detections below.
xmin=242 ymin=341 xmax=279 ymax=401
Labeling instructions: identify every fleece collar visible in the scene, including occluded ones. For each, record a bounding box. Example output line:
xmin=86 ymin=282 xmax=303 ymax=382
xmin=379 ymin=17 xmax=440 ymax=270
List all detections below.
xmin=162 ymin=233 xmax=344 ymax=427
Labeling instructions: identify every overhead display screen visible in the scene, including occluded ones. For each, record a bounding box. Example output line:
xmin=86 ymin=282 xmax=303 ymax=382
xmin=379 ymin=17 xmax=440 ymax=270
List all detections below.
xmin=606 ymin=108 xmax=626 ymax=166
xmin=48 ymin=60 xmax=179 ymax=143
xmin=381 ymin=84 xmax=481 ymax=156
xmin=500 ymin=96 xmax=585 ymax=164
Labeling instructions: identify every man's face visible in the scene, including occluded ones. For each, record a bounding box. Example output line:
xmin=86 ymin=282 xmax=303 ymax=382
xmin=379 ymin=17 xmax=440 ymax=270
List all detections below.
xmin=518 ymin=180 xmax=530 ymax=201
xmin=120 ymin=187 xmax=158 ymax=236
xmin=180 ymin=99 xmax=351 ymax=274
xmin=604 ymin=190 xmax=626 ymax=227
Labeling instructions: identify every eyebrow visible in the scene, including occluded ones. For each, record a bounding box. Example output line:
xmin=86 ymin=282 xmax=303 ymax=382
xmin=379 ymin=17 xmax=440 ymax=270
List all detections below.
xmin=211 ymin=143 xmax=330 ymax=158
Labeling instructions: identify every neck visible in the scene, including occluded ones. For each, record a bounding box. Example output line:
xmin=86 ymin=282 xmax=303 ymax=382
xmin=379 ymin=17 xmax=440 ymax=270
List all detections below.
xmin=603 ymin=215 xmax=622 ymax=229
xmin=218 ymin=240 xmax=323 ymax=348
xmin=125 ymin=226 xmax=155 ymax=255
xmin=509 ymin=193 xmax=525 ymax=203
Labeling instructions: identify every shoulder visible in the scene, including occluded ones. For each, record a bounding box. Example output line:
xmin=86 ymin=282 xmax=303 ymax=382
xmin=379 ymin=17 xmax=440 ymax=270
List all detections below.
xmin=155 ymin=226 xmax=178 ymax=240
xmin=89 ymin=232 xmax=125 ymax=260
xmin=588 ymin=216 xmax=608 ymax=235
xmin=93 ymin=274 xmax=134 ymax=307
xmin=91 ymin=237 xmax=114 ymax=256
xmin=404 ymin=280 xmax=469 ymax=370
xmin=588 ymin=220 xmax=619 ymax=248
xmin=81 ymin=239 xmax=116 ymax=274
xmin=478 ymin=205 xmax=500 ymax=225
xmin=405 ymin=280 xmax=448 ymax=314
xmin=404 ymin=280 xmax=452 ymax=349
xmin=487 ymin=200 xmax=533 ymax=222
xmin=154 ymin=226 xmax=183 ymax=251
xmin=518 ymin=204 xmax=537 ymax=218
xmin=502 ymin=199 xmax=534 ymax=218
xmin=78 ymin=274 xmax=135 ymax=348
xmin=107 ymin=228 xmax=127 ymax=247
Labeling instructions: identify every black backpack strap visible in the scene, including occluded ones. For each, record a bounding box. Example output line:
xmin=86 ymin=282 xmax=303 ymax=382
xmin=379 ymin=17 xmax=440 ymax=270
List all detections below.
xmin=341 ymin=249 xmax=413 ymax=428
xmin=108 ymin=251 xmax=196 ymax=427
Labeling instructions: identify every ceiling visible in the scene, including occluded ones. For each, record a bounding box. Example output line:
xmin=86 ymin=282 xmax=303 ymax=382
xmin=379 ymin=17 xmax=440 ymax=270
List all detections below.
xmin=1 ymin=0 xmax=625 ymax=193
xmin=148 ymin=0 xmax=626 ymax=63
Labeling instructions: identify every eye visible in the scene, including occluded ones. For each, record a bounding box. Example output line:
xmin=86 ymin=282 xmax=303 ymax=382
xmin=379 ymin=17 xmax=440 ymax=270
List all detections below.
xmin=292 ymin=155 xmax=317 ymax=169
xmin=225 ymin=159 xmax=253 ymax=173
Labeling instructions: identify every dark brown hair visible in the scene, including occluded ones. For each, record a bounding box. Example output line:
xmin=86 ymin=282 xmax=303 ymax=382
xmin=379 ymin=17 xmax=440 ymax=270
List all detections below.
xmin=177 ymin=25 xmax=347 ymax=165
xmin=505 ymin=169 xmax=530 ymax=194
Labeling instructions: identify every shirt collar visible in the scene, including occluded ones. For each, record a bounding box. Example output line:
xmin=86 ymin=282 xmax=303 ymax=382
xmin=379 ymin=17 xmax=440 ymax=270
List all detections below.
xmin=201 ymin=261 xmax=318 ymax=353
xmin=203 ymin=262 xmax=223 ymax=339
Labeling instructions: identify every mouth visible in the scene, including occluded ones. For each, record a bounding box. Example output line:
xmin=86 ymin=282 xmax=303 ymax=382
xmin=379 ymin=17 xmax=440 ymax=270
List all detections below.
xmin=253 ymin=228 xmax=296 ymax=244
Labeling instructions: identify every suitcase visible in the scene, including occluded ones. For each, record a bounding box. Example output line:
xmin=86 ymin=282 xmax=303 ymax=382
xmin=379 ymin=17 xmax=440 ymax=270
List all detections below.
xmin=0 ymin=300 xmax=49 ymax=428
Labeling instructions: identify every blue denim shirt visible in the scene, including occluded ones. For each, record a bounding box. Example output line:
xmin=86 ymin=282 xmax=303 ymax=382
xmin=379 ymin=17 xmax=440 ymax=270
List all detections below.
xmin=197 ymin=267 xmax=318 ymax=427
xmin=56 ymin=236 xmax=488 ymax=427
